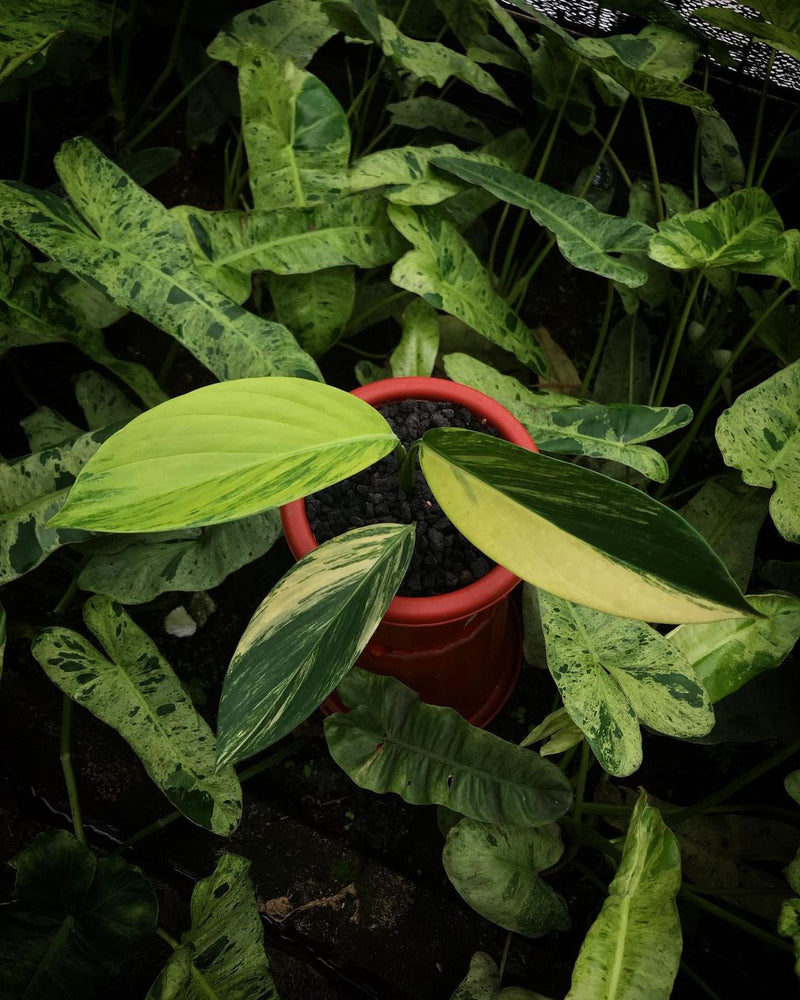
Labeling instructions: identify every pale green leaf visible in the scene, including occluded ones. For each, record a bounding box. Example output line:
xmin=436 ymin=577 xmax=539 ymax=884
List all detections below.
xmin=388 ymin=205 xmax=547 ymax=373
xmin=521 ymin=707 xmax=584 ymax=757
xmin=78 ymin=511 xmax=282 ymax=604
xmin=354 ymin=359 xmax=391 ymax=385
xmin=51 ymin=377 xmax=397 ymax=533
xmin=566 ymin=794 xmax=682 ymax=999
xmin=207 ymin=0 xmax=336 ymax=67
xmin=450 ymin=952 xmax=552 ymax=1000
xmin=779 ymin=898 xmax=800 ymax=975
xmin=668 ymin=593 xmax=800 ymax=703
xmin=648 ymin=188 xmax=785 ymax=271
xmin=0 ymin=140 xmax=320 ymax=383
xmin=348 ymin=143 xmax=467 ymax=206
xmin=419 ymin=429 xmax=755 ymax=623
xmin=539 ymin=592 xmax=714 ymax=776
xmin=786 ymin=772 xmax=800 ymax=807
xmin=387 ymin=98 xmax=493 ymax=143
xmin=20 ymin=407 xmax=82 ymax=452
xmin=32 ymin=596 xmax=242 ymax=835
xmin=443 ymin=353 xmax=690 ymax=481
xmin=239 ymin=47 xmax=350 ymax=210
xmin=390 ymin=298 xmax=439 ymax=377
xmin=443 ymin=819 xmax=569 ymax=935
xmin=432 ymin=157 xmax=654 ymax=287
xmin=716 ymin=358 xmax=800 ymax=542
xmin=325 ymin=668 xmax=573 ymax=826
xmin=217 ymin=523 xmax=414 ymax=765
xmin=75 ymin=370 xmax=141 ymax=429
xmin=145 ymin=855 xmax=277 ymax=1000
xmin=268 ymin=268 xmax=355 ymax=357
xmin=697 ymin=109 xmax=745 ymax=198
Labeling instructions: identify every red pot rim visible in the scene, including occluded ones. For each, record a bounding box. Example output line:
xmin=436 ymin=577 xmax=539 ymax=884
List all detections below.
xmin=280 ymin=376 xmax=538 ymax=626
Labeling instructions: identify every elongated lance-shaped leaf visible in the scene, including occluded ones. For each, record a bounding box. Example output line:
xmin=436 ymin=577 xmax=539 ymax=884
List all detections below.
xmin=0 ymin=425 xmax=118 ymax=585
xmin=443 ymin=353 xmax=691 ymax=482
xmin=648 ymin=188 xmax=785 ymax=271
xmin=443 ymin=819 xmax=569 ymax=935
xmin=268 ymin=267 xmax=355 ymax=358
xmin=207 ymin=0 xmax=337 ymax=67
xmin=716 ymin=358 xmax=800 ymax=543
xmin=325 ymin=669 xmax=573 ymax=827
xmin=0 ymin=830 xmax=158 ymax=1000
xmin=566 ymin=794 xmax=682 ymax=1000
xmin=539 ymin=592 xmax=714 ymax=776
xmin=390 ymin=298 xmax=439 ymax=377
xmin=668 ymin=593 xmax=800 ymax=703
xmin=239 ymin=46 xmax=350 ymax=210
xmin=0 ymin=139 xmax=320 ymax=383
xmin=145 ymin=854 xmax=276 ymax=1000
xmin=388 ymin=205 xmax=546 ymax=373
xmin=32 ymin=596 xmax=242 ymax=835
xmin=419 ymin=428 xmax=755 ymax=623
xmin=432 ymin=157 xmax=654 ymax=287
xmin=50 ymin=377 xmax=397 ymax=533
xmin=79 ymin=511 xmax=282 ymax=604
xmin=217 ymin=523 xmax=415 ymax=766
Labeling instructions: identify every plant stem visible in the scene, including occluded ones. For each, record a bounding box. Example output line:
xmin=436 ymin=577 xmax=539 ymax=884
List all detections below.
xmin=580 ymin=281 xmax=615 ymax=398
xmin=572 ymin=740 xmax=591 ymax=838
xmin=157 ymin=928 xmax=218 ymax=999
xmin=498 ymin=931 xmax=513 ymax=981
xmin=637 ymin=97 xmax=663 ymax=221
xmin=756 ymin=103 xmax=799 ymax=187
xmin=651 ymin=270 xmax=704 ymax=405
xmin=60 ymin=696 xmax=87 ymax=846
xmin=679 ymin=886 xmax=793 ymax=954
xmin=590 ymin=127 xmax=633 ymax=189
xmin=680 ymin=959 xmax=724 ymax=1000
xmin=746 ymin=49 xmax=775 ymax=187
xmin=126 ymin=63 xmax=214 ymax=152
xmin=692 ymin=61 xmax=710 ymax=208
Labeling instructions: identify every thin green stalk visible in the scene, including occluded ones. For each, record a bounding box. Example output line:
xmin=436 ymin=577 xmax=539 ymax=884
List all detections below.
xmin=756 ymin=102 xmax=800 ymax=187
xmin=692 ymin=61 xmax=710 ymax=208
xmin=680 ymin=959 xmax=724 ymax=1000
xmin=157 ymin=928 xmax=218 ymax=999
xmin=398 ymin=440 xmax=421 ymax=495
xmin=680 ymin=886 xmax=793 ymax=954
xmin=572 ymin=740 xmax=591 ymax=839
xmin=651 ymin=270 xmax=704 ymax=405
xmin=627 ymin=309 xmax=638 ymax=404
xmin=18 ymin=90 xmax=33 ymax=182
xmin=637 ymin=97 xmax=663 ymax=221
xmin=498 ymin=931 xmax=513 ymax=981
xmin=126 ymin=63 xmax=214 ymax=152
xmin=0 ymin=33 xmax=59 ymax=87
xmin=745 ymin=49 xmax=775 ymax=187
xmin=590 ymin=128 xmax=633 ymax=189
xmin=580 ymin=281 xmax=615 ymax=398
xmin=61 ymin=697 xmax=87 ymax=846
xmin=535 ymin=63 xmax=579 ymax=183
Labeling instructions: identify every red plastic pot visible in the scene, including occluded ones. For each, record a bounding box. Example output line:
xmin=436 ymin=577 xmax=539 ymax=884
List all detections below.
xmin=280 ymin=376 xmax=538 ymax=727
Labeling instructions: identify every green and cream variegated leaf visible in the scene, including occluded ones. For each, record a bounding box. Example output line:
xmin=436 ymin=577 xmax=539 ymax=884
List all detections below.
xmin=217 ymin=523 xmax=414 ymax=765
xmin=716 ymin=358 xmax=800 ymax=542
xmin=697 ymin=109 xmax=745 ymax=198
xmin=51 ymin=377 xmax=397 ymax=533
xmin=268 ymin=267 xmax=355 ymax=358
xmin=20 ymin=407 xmax=82 ymax=452
xmin=75 ymin=370 xmax=142 ymax=429
xmin=538 ymin=592 xmax=714 ymax=776
xmin=566 ymin=794 xmax=682 ymax=1000
xmin=521 ymin=707 xmax=584 ymax=757
xmin=668 ymin=593 xmax=800 ymax=703
xmin=432 ymin=157 xmax=654 ymax=287
xmin=325 ymin=668 xmax=573 ymax=826
xmin=239 ymin=46 xmax=350 ymax=210
xmin=0 ymin=140 xmax=320 ymax=383
xmin=780 ymin=898 xmax=800 ymax=975
xmin=207 ymin=0 xmax=337 ymax=67
xmin=32 ymin=596 xmax=242 ymax=835
xmin=648 ymin=188 xmax=785 ymax=271
xmin=0 ymin=425 xmax=115 ymax=585
xmin=443 ymin=353 xmax=690 ymax=481
xmin=145 ymin=855 xmax=276 ymax=1000
xmin=450 ymin=952 xmax=553 ymax=1000
xmin=78 ymin=511 xmax=282 ymax=604
xmin=443 ymin=819 xmax=569 ymax=935
xmin=744 ymin=228 xmax=800 ymax=290
xmin=419 ymin=428 xmax=755 ymax=623
xmin=390 ymin=298 xmax=439 ymax=377
xmin=388 ymin=205 xmax=546 ymax=373
xmin=348 ymin=143 xmax=467 ymax=206
xmin=386 ymin=98 xmax=493 ymax=143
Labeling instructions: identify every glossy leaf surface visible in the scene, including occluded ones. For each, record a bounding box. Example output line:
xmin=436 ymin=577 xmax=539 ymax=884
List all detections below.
xmin=443 ymin=819 xmax=569 ymax=935
xmin=217 ymin=524 xmax=415 ymax=765
xmin=419 ymin=428 xmax=755 ymax=623
xmin=566 ymin=795 xmax=682 ymax=999
xmin=51 ymin=377 xmax=397 ymax=533
xmin=325 ymin=669 xmax=572 ymax=826
xmin=33 ymin=596 xmax=242 ymax=834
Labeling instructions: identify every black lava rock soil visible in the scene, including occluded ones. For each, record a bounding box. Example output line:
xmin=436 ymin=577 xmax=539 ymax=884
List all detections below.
xmin=306 ymin=399 xmax=499 ymax=597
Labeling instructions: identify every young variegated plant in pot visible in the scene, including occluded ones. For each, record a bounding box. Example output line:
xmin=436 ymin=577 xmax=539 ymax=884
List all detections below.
xmin=46 ymin=373 xmax=757 ymax=773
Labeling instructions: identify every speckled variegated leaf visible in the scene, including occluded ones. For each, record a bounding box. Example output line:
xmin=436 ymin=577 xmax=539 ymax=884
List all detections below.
xmin=442 ymin=129 xmax=532 ymax=231
xmin=668 ymin=593 xmax=800 ymax=703
xmin=217 ymin=523 xmax=414 ymax=765
xmin=443 ymin=819 xmax=569 ymax=935
xmin=388 ymin=205 xmax=546 ymax=373
xmin=390 ymin=299 xmax=439 ymax=377
xmin=716 ymin=358 xmax=800 ymax=542
xmin=145 ymin=855 xmax=276 ymax=1000
xmin=386 ymin=98 xmax=493 ymax=143
xmin=432 ymin=158 xmax=653 ymax=287
xmin=32 ymin=596 xmax=242 ymax=835
xmin=20 ymin=407 xmax=82 ymax=452
xmin=207 ymin=0 xmax=336 ymax=67
xmin=268 ymin=268 xmax=355 ymax=357
xmin=239 ymin=46 xmax=350 ymax=210
xmin=51 ymin=377 xmax=397 ymax=533
xmin=648 ymin=188 xmax=785 ymax=271
xmin=173 ymin=194 xmax=405 ymax=299
xmin=566 ymin=794 xmax=681 ymax=1000
xmin=325 ymin=669 xmax=572 ymax=826
xmin=78 ymin=511 xmax=281 ymax=604
xmin=0 ymin=425 xmax=116 ymax=585
xmin=575 ymin=24 xmax=710 ymax=107
xmin=348 ymin=143 xmax=467 ymax=205
xmin=420 ymin=429 xmax=755 ymax=623
xmin=443 ymin=354 xmax=690 ymax=481
xmin=0 ymin=140 xmax=320 ymax=383
xmin=780 ymin=898 xmax=800 ymax=975
xmin=451 ymin=952 xmax=552 ymax=1000
xmin=698 ymin=109 xmax=745 ymax=197
xmin=538 ymin=592 xmax=714 ymax=776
